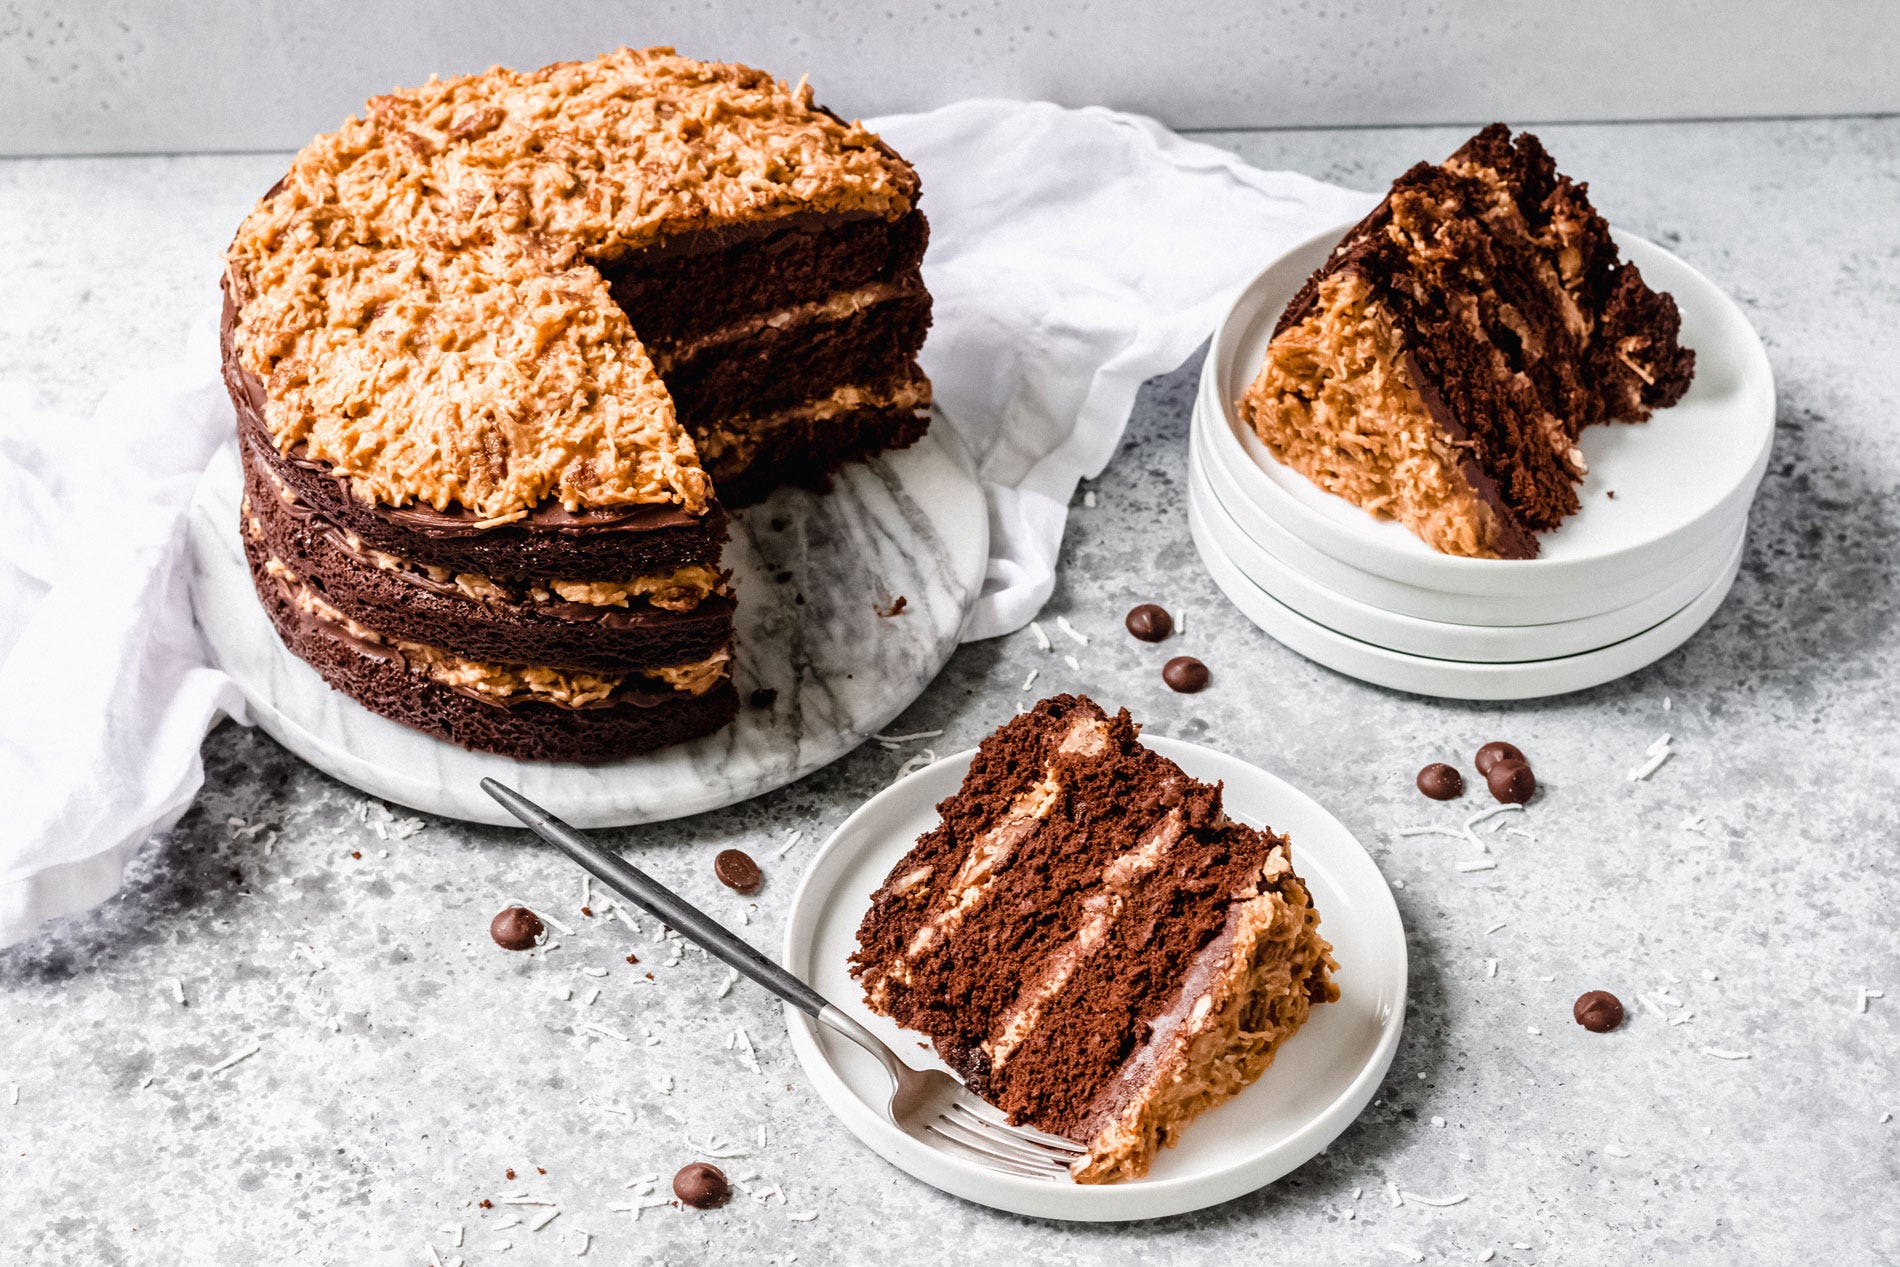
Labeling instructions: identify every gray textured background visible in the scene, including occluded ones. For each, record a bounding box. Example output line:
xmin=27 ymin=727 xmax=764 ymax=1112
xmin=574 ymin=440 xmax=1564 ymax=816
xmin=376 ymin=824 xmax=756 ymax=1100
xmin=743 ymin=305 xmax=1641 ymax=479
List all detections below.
xmin=1 ymin=117 xmax=1896 ymax=1263
xmin=5 ymin=0 xmax=1900 ymax=154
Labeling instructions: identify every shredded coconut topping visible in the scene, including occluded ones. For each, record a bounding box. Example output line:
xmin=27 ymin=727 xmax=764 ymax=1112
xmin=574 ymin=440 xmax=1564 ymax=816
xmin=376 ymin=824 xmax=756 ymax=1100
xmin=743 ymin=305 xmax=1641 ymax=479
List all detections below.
xmin=227 ymin=48 xmax=917 ymax=518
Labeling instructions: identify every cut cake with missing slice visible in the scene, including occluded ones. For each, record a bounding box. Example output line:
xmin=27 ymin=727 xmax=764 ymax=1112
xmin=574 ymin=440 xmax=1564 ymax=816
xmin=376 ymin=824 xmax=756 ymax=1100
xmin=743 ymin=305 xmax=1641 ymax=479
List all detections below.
xmin=851 ymin=695 xmax=1338 ymax=1183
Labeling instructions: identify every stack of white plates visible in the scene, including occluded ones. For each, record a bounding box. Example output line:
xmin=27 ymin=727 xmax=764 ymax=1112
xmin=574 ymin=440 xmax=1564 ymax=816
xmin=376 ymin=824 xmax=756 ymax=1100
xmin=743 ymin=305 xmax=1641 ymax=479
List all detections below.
xmin=1188 ymin=222 xmax=1776 ymax=700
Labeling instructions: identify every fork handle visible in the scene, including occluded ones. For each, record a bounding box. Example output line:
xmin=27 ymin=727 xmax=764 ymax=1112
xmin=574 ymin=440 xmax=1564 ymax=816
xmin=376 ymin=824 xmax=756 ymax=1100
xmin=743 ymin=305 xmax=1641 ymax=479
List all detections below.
xmin=482 ymin=779 xmax=830 ymax=1019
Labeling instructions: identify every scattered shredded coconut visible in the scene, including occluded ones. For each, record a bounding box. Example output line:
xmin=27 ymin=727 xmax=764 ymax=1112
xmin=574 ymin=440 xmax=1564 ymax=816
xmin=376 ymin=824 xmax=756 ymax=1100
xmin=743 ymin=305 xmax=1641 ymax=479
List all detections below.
xmin=1678 ymin=813 xmax=1707 ymax=832
xmin=530 ymin=1210 xmax=561 ymax=1232
xmin=427 ymin=1244 xmax=445 ymax=1267
xmin=207 ymin=1041 xmax=262 ymax=1074
xmin=1856 ymin=987 xmax=1884 ymax=1013
xmin=1386 ymin=1181 xmax=1403 ymax=1207
xmin=1062 ymin=654 xmax=1081 ymax=672
xmin=1637 ymin=994 xmax=1667 ymax=1020
xmin=717 ymin=969 xmax=739 ymax=998
xmin=1485 ymin=922 xmax=1508 ymax=935
xmin=774 ymin=830 xmax=803 ymax=859
xmin=892 ymin=749 xmax=937 ymax=783
xmin=1485 ymin=959 xmax=1498 ymax=978
xmin=1701 ymin=1047 xmax=1751 ymax=1060
xmin=1667 ymin=1011 xmax=1696 ymax=1027
xmin=1021 ymin=668 xmax=1039 ymax=692
xmin=1386 ymin=1247 xmax=1425 ymax=1264
xmin=1476 ymin=1251 xmax=1496 ymax=1263
xmin=1082 ymin=490 xmax=1097 ymax=508
xmin=579 ymin=1023 xmax=631 ymax=1043
xmin=1400 ymin=1191 xmax=1467 ymax=1207
xmin=873 ymin=729 xmax=942 ymax=743
xmin=570 ymin=1230 xmax=591 ymax=1256
xmin=581 ymin=967 xmax=609 ymax=978
xmin=1456 ymin=859 xmax=1497 ymax=873
xmin=1526 ymin=1026 xmax=1542 ymax=1036
xmin=1054 ymin=616 xmax=1089 ymax=646
xmin=1628 ymin=736 xmax=1675 ymax=781
xmin=735 ymin=1027 xmax=763 ymax=1074
xmin=1603 ymin=1144 xmax=1632 ymax=1157
xmin=789 ymin=1211 xmax=818 ymax=1223
xmin=1430 ymin=1116 xmax=1446 ymax=1128
xmin=536 ymin=909 xmax=576 ymax=936
xmin=583 ymin=987 xmax=601 ymax=1007
xmin=1029 ymin=621 xmax=1051 ymax=652
xmin=1396 ymin=826 xmax=1467 ymax=841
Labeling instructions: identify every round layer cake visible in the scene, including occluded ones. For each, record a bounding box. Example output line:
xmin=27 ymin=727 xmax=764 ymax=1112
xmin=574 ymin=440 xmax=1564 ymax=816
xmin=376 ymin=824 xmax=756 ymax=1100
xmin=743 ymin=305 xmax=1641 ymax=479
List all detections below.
xmin=221 ymin=48 xmax=934 ymax=760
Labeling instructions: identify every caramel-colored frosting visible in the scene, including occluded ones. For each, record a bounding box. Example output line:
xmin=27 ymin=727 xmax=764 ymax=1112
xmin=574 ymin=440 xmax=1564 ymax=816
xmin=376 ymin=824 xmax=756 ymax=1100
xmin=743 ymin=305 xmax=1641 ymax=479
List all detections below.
xmin=227 ymin=47 xmax=919 ymax=519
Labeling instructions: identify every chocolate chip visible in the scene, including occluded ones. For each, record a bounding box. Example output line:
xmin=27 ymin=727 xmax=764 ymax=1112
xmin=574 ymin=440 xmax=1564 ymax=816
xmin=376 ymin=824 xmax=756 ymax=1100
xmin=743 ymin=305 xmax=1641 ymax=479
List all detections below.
xmin=1162 ymin=656 xmax=1209 ymax=693
xmin=1416 ymin=763 xmax=1464 ymax=800
xmin=489 ymin=906 xmax=543 ymax=951
xmin=1124 ymin=603 xmax=1173 ymax=642
xmin=1474 ymin=741 xmax=1526 ymax=775
xmin=749 ymin=687 xmax=778 ymax=710
xmin=714 ymin=848 xmax=762 ymax=895
xmin=1573 ymin=990 xmax=1624 ymax=1032
xmin=1486 ymin=759 xmax=1536 ymax=804
xmin=673 ymin=1161 xmax=730 ymax=1209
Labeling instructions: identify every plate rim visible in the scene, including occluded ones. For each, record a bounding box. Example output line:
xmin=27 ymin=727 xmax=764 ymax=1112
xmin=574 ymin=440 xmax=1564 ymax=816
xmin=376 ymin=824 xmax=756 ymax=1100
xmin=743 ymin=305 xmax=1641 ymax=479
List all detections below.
xmin=1188 ymin=496 xmax=1746 ymax=700
xmin=1201 ymin=220 xmax=1775 ymax=595
xmin=781 ymin=736 xmax=1408 ymax=1222
xmin=1190 ymin=368 xmax=1753 ymax=626
xmin=1187 ymin=437 xmax=1744 ymax=662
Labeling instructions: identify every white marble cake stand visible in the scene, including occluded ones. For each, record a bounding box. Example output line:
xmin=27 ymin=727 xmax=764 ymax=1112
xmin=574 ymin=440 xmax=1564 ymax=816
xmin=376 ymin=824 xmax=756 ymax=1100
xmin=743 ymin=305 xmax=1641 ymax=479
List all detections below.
xmin=185 ymin=419 xmax=988 ymax=827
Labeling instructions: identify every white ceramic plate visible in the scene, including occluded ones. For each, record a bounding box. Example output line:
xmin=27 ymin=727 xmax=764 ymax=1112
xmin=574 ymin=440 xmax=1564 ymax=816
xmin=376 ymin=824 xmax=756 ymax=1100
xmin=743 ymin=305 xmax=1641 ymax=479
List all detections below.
xmin=782 ymin=738 xmax=1407 ymax=1222
xmin=1191 ymin=417 xmax=1745 ymax=627
xmin=1189 ymin=440 xmax=1744 ymax=663
xmin=1190 ymin=499 xmax=1746 ymax=700
xmin=186 ymin=418 xmax=988 ymax=827
xmin=1200 ymin=221 xmax=1774 ymax=598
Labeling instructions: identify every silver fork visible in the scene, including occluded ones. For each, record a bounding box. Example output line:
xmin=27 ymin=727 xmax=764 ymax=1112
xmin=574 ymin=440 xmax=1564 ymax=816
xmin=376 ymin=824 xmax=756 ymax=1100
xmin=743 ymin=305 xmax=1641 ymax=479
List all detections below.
xmin=481 ymin=779 xmax=1088 ymax=1181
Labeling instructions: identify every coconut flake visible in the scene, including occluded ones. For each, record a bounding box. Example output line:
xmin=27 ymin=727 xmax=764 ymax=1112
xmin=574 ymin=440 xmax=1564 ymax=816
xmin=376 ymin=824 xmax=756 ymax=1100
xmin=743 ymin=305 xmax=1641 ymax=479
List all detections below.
xmin=735 ymin=1027 xmax=763 ymax=1074
xmin=1856 ymin=987 xmax=1884 ymax=1013
xmin=535 ymin=908 xmax=576 ymax=936
xmin=873 ymin=729 xmax=943 ymax=743
xmin=717 ymin=968 xmax=739 ymax=998
xmin=1062 ymin=653 xmax=1081 ymax=672
xmin=1603 ymin=1144 xmax=1632 ymax=1157
xmin=1396 ymin=826 xmax=1467 ymax=841
xmin=1386 ymin=1247 xmax=1426 ymax=1263
xmin=1386 ymin=1181 xmax=1403 ymax=1207
xmin=774 ymin=830 xmax=803 ymax=859
xmin=207 ymin=1041 xmax=262 ymax=1074
xmin=1029 ymin=621 xmax=1051 ymax=652
xmin=579 ymin=1023 xmax=631 ymax=1043
xmin=893 ymin=749 xmax=937 ymax=783
xmin=1701 ymin=1047 xmax=1751 ymax=1060
xmin=1054 ymin=616 xmax=1089 ymax=646
xmin=1021 ymin=668 xmax=1039 ymax=692
xmin=529 ymin=1210 xmax=560 ymax=1232
xmin=1456 ymin=858 xmax=1497 ymax=873
xmin=1400 ymin=1191 xmax=1468 ymax=1207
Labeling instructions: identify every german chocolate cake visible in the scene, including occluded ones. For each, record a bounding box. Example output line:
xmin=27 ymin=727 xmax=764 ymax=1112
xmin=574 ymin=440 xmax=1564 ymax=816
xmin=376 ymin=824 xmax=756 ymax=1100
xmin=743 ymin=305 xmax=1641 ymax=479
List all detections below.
xmin=1240 ymin=124 xmax=1695 ymax=559
xmin=221 ymin=48 xmax=932 ymax=759
xmin=852 ymin=696 xmax=1337 ymax=1183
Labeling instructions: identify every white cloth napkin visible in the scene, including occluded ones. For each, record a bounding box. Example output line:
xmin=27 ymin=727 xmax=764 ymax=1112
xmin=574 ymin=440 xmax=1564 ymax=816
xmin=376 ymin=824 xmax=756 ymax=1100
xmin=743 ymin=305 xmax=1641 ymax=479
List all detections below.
xmin=0 ymin=100 xmax=1371 ymax=947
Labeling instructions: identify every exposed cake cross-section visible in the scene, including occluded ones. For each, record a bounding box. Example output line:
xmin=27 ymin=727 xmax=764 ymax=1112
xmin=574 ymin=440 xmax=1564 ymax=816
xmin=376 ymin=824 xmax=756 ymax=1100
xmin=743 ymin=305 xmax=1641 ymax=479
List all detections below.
xmin=852 ymin=695 xmax=1338 ymax=1183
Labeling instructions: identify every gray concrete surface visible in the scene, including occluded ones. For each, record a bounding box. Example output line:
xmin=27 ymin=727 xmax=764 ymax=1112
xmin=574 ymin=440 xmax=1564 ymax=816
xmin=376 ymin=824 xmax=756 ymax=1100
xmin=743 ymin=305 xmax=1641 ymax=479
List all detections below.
xmin=1 ymin=117 xmax=1896 ymax=1264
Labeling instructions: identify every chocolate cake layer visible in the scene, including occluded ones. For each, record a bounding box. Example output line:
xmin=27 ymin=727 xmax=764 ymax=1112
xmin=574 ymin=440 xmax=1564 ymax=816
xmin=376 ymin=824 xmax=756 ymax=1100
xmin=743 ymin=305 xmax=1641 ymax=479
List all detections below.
xmin=243 ymin=451 xmax=734 ymax=673
xmin=694 ymin=367 xmax=932 ymax=506
xmin=657 ymin=275 xmax=932 ymax=427
xmin=235 ymin=405 xmax=727 ymax=583
xmin=852 ymin=695 xmax=1336 ymax=1182
xmin=606 ymin=209 xmax=929 ymax=352
xmin=1245 ymin=123 xmax=1694 ymax=559
xmin=245 ymin=530 xmax=735 ymax=762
